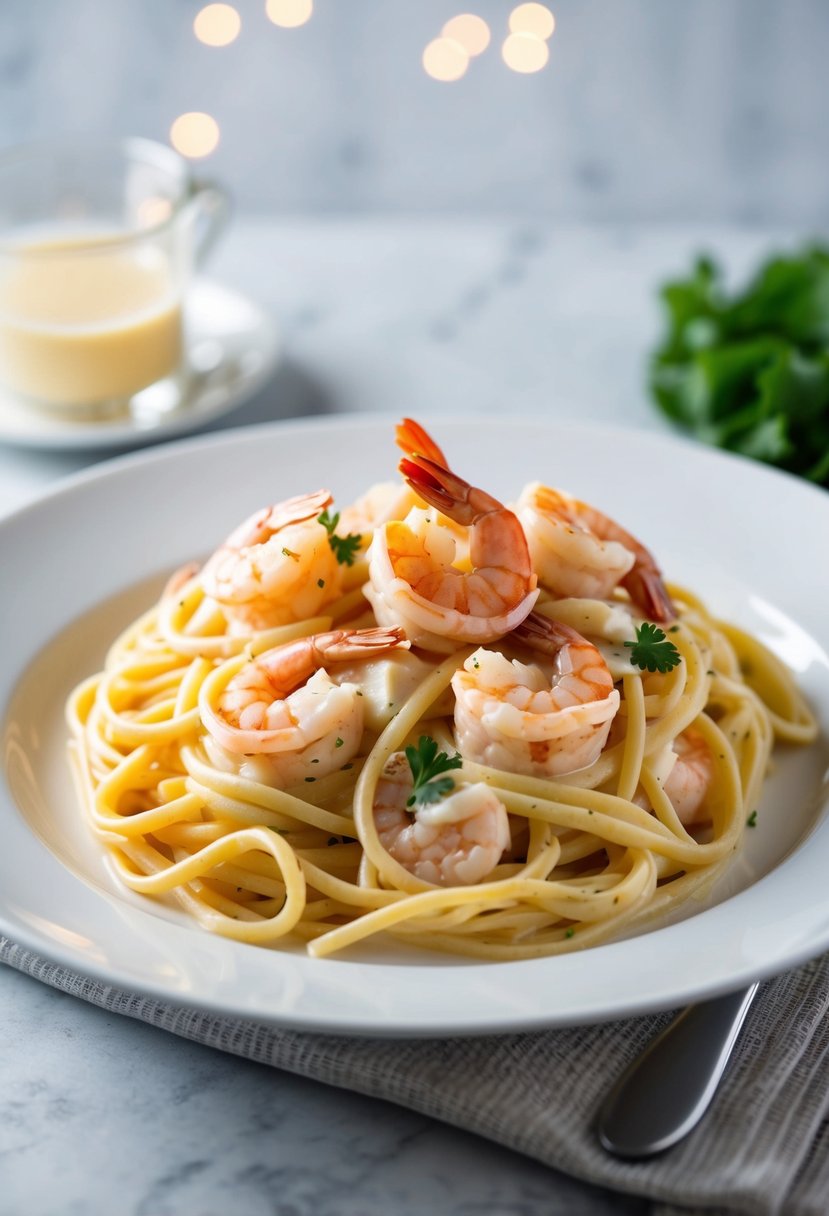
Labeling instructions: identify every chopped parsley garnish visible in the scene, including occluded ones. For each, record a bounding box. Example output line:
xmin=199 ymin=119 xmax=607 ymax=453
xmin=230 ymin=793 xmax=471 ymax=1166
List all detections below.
xmin=747 ymin=810 xmax=758 ymax=827
xmin=649 ymin=248 xmax=829 ymax=487
xmin=318 ymin=509 xmax=362 ymax=567
xmin=317 ymin=578 xmax=325 ymax=588
xmin=564 ymin=927 xmax=575 ymax=939
xmin=281 ymin=546 xmax=299 ymax=561
xmin=624 ymin=622 xmax=682 ymax=674
xmin=405 ymin=735 xmax=463 ymax=809
xmin=335 ymin=737 xmax=344 ymax=748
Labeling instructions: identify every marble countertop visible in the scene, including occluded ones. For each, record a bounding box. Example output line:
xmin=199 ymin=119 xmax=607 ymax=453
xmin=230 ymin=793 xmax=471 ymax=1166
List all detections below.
xmin=0 ymin=219 xmax=783 ymax=1216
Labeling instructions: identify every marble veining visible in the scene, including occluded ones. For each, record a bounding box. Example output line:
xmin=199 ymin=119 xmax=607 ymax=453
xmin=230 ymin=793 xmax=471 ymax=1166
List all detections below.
xmin=0 ymin=968 xmax=647 ymax=1215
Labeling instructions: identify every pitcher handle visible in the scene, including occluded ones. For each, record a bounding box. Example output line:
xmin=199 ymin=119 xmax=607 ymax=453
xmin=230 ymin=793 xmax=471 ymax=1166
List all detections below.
xmin=184 ymin=180 xmax=231 ymax=268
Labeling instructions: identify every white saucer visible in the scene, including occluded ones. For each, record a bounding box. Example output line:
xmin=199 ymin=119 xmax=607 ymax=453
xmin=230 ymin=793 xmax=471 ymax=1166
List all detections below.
xmin=0 ymin=279 xmax=280 ymax=451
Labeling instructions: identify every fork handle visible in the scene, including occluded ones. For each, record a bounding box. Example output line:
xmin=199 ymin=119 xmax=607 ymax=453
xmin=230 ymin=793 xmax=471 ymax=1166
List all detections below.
xmin=596 ymin=983 xmax=760 ymax=1158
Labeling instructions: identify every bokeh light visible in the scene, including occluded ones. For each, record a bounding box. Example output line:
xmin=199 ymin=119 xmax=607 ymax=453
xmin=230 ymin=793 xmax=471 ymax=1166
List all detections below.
xmin=137 ymin=197 xmax=173 ymax=228
xmin=509 ymin=3 xmax=555 ymax=40
xmin=502 ymin=32 xmax=549 ymax=73
xmin=265 ymin=0 xmax=313 ymax=28
xmin=193 ymin=4 xmax=241 ymax=46
xmin=441 ymin=14 xmax=491 ymax=57
xmin=170 ymin=112 xmax=220 ymax=159
xmin=422 ymin=37 xmax=469 ymax=82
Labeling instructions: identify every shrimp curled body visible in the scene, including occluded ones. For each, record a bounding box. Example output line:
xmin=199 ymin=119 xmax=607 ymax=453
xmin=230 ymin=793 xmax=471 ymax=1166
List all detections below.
xmin=516 ymin=482 xmax=675 ymax=622
xmin=201 ymin=490 xmax=343 ymax=634
xmin=453 ymin=612 xmax=620 ymax=778
xmin=373 ymin=752 xmax=511 ymax=886
xmin=366 ymin=453 xmax=538 ymax=654
xmin=201 ymin=627 xmax=408 ymax=787
xmin=661 ymin=729 xmax=713 ymax=826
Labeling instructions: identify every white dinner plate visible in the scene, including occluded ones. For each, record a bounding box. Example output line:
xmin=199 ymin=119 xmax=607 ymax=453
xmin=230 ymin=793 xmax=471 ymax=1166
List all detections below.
xmin=0 ymin=280 xmax=279 ymax=451
xmin=1 ymin=416 xmax=828 ymax=1037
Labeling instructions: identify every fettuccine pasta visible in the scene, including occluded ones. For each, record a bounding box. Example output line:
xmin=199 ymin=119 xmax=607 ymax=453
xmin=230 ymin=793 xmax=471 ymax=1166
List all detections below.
xmin=67 ymin=420 xmax=817 ymax=960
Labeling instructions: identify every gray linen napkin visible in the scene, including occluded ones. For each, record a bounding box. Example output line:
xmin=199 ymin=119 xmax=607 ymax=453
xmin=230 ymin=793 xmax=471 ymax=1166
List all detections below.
xmin=3 ymin=935 xmax=828 ymax=1216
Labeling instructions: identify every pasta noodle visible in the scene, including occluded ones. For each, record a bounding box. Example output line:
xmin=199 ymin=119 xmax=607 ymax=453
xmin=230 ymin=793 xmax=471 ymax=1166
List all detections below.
xmin=66 ymin=425 xmax=818 ymax=960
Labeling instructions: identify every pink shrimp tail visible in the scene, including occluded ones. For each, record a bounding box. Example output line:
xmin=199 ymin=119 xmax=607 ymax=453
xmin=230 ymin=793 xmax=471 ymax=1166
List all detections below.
xmin=265 ymin=489 xmax=334 ymax=533
xmin=398 ymin=454 xmax=496 ymax=526
xmin=247 ymin=626 xmax=409 ymax=695
xmin=512 ymin=611 xmax=586 ymax=655
xmin=217 ymin=489 xmax=333 ymax=553
xmin=621 ymin=568 xmax=675 ymax=624
xmin=395 ymin=418 xmax=449 ymax=468
xmin=202 ymin=625 xmax=409 ymax=755
xmin=315 ymin=626 xmax=410 ymax=663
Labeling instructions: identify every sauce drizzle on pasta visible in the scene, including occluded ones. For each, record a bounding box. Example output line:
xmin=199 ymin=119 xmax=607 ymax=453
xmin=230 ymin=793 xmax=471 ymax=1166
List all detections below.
xmin=66 ymin=424 xmax=818 ymax=960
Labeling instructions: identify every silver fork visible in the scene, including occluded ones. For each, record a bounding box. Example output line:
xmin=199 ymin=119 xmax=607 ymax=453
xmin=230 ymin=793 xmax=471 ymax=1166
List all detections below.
xmin=596 ymin=983 xmax=759 ymax=1158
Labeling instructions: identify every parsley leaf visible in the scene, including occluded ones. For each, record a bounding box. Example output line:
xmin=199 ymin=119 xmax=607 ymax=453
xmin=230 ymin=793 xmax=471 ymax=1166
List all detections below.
xmin=405 ymin=735 xmax=463 ymax=809
xmin=318 ymin=508 xmax=363 ymax=567
xmin=650 ymin=248 xmax=829 ymax=486
xmin=624 ymin=622 xmax=682 ymax=673
xmin=413 ymin=776 xmax=457 ymax=806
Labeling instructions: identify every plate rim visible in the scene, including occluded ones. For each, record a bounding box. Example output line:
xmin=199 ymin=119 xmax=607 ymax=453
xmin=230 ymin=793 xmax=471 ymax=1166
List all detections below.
xmin=2 ymin=413 xmax=829 ymax=1037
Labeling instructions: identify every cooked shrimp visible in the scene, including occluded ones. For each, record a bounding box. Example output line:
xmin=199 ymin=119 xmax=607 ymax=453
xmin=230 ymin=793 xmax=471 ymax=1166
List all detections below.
xmin=516 ymin=482 xmax=675 ymax=622
xmin=162 ymin=562 xmax=199 ymax=601
xmin=366 ymin=453 xmax=538 ymax=653
xmin=337 ymin=482 xmax=422 ymax=539
xmin=453 ymin=611 xmax=620 ymax=777
xmin=201 ymin=490 xmax=343 ymax=634
xmin=373 ymin=751 xmax=510 ymax=886
xmin=201 ymin=627 xmax=408 ymax=787
xmin=654 ymin=729 xmax=713 ymax=826
xmin=393 ymin=417 xmax=470 ymax=559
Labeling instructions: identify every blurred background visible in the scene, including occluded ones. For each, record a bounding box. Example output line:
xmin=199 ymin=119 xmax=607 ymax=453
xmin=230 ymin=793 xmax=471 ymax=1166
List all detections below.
xmin=2 ymin=0 xmax=827 ymax=226
xmin=2 ymin=0 xmax=828 ymax=494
